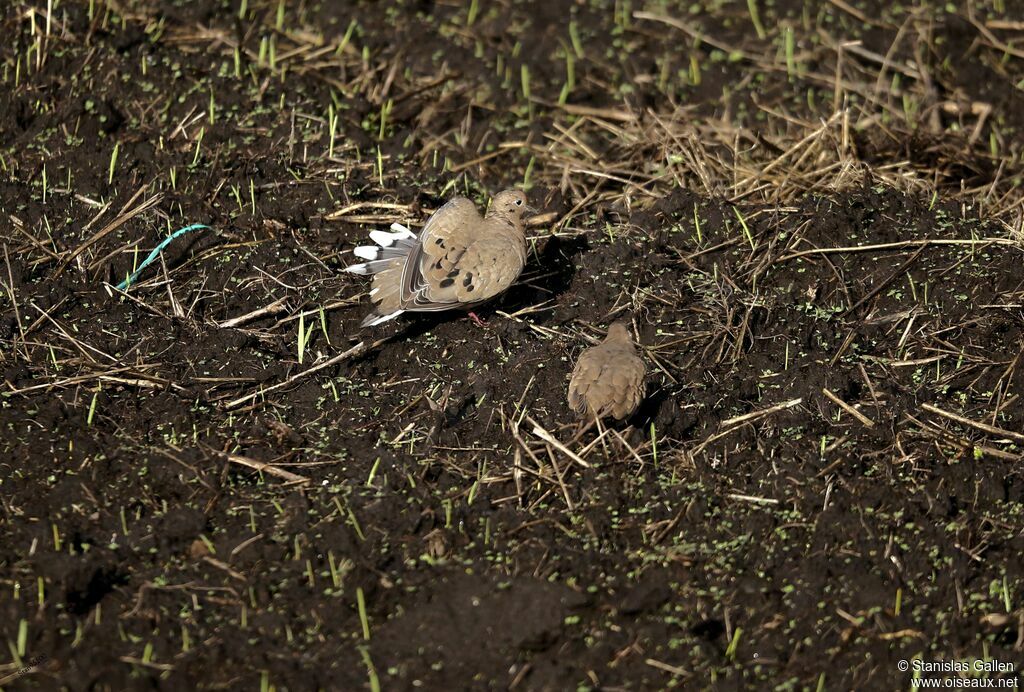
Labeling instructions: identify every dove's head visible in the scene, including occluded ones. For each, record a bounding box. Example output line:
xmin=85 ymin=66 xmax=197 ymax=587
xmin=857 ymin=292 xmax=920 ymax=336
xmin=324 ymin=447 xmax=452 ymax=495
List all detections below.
xmin=489 ymin=189 xmax=529 ymax=225
xmin=606 ymin=321 xmax=634 ymax=344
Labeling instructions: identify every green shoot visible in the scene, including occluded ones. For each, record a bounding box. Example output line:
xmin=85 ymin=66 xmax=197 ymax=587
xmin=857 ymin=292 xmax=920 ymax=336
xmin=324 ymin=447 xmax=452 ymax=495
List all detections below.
xmin=522 ymin=155 xmax=535 ymax=190
xmin=17 ymin=619 xmax=27 ymax=657
xmin=328 ymin=103 xmax=338 ymax=158
xmin=733 ymin=207 xmax=755 ymax=250
xmin=366 ymin=456 xmax=381 ymax=486
xmin=191 ymin=127 xmax=205 ymax=167
xmin=569 ymin=20 xmax=584 ymax=58
xmin=521 ymin=64 xmax=532 ymax=118
xmin=108 ymin=142 xmax=119 ymax=185
xmin=725 ymin=626 xmax=742 ymax=660
xmin=338 ymin=19 xmax=357 ymax=54
xmin=559 ymin=47 xmax=576 ymax=105
xmin=359 ymin=647 xmax=381 ymax=692
xmin=746 ymin=0 xmax=766 ymax=39
xmin=784 ymin=25 xmax=795 ymax=77
xmin=328 ymin=551 xmax=341 ymax=588
xmin=356 ymin=587 xmax=370 ymax=640
xmin=87 ymin=389 xmax=99 ymax=425
xmin=378 ymin=99 xmax=392 ymax=140
xmin=319 ymin=305 xmax=330 ymax=344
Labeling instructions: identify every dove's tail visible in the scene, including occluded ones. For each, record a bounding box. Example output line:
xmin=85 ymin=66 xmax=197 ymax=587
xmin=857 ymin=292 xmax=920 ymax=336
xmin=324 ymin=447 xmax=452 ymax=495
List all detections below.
xmin=344 ymin=223 xmax=417 ymax=327
xmin=343 ymin=223 xmax=417 ymax=273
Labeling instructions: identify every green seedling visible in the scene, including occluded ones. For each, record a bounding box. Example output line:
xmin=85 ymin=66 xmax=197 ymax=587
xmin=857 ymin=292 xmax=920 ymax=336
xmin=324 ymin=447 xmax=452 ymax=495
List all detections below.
xmin=559 ymin=47 xmax=576 ymax=104
xmin=359 ymin=647 xmax=381 ymax=692
xmin=733 ymin=207 xmax=755 ymax=250
xmin=328 ymin=103 xmax=338 ymax=157
xmin=521 ymin=64 xmax=532 ymax=118
xmin=357 ymin=587 xmax=370 ymax=639
xmin=569 ymin=20 xmax=584 ymax=57
xmin=785 ymin=25 xmax=795 ymax=77
xmin=747 ymin=0 xmax=766 ymax=38
xmin=191 ymin=127 xmax=205 ymax=167
xmin=108 ymin=142 xmax=119 ymax=185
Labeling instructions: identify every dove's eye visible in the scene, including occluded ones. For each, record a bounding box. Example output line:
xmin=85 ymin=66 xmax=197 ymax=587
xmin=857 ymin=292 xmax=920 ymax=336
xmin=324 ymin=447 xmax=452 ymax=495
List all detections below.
xmin=514 ymin=199 xmax=523 ymax=206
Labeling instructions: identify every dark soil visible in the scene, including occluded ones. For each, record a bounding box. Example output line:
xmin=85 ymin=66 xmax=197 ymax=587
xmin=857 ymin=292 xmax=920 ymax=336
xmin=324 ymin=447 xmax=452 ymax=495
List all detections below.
xmin=3 ymin=0 xmax=1024 ymax=690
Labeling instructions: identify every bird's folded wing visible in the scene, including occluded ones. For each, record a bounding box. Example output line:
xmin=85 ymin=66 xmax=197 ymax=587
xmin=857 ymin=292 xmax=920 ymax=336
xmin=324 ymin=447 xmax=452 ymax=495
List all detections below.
xmin=403 ymin=211 xmax=524 ymax=310
xmin=609 ymin=357 xmax=646 ymax=419
xmin=569 ymin=348 xmax=645 ymax=418
xmin=568 ymin=350 xmax=603 ymax=413
xmin=399 ymin=198 xmax=476 ymax=307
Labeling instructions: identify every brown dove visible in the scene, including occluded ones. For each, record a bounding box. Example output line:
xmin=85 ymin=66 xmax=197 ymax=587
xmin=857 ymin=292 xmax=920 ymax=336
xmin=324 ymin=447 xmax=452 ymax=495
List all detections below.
xmin=344 ymin=190 xmax=529 ymax=327
xmin=568 ymin=322 xmax=646 ymax=421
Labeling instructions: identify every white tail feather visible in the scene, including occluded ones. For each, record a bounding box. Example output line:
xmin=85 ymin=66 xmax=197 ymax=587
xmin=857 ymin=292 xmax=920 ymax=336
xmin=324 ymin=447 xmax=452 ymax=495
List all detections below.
xmin=389 ymin=223 xmax=415 ymax=237
xmin=369 ymin=229 xmax=412 ymax=247
xmin=345 ymin=222 xmax=417 ymax=288
xmin=365 ymin=310 xmax=403 ymax=326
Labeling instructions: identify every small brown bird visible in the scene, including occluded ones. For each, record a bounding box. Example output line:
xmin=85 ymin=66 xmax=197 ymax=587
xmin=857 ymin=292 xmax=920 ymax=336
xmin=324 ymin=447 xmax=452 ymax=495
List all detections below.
xmin=344 ymin=190 xmax=529 ymax=327
xmin=568 ymin=322 xmax=646 ymax=421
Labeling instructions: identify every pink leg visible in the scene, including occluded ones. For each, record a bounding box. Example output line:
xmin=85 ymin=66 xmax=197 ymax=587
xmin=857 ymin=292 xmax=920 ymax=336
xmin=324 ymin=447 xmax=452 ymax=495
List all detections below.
xmin=467 ymin=311 xmax=487 ymax=327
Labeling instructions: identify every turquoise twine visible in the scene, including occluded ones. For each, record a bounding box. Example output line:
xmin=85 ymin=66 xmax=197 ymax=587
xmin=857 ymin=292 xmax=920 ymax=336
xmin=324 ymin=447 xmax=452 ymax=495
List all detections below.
xmin=116 ymin=224 xmax=210 ymax=291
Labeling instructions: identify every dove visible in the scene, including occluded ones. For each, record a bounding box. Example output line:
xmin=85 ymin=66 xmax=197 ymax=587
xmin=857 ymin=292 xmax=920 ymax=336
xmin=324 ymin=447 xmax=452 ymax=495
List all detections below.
xmin=344 ymin=190 xmax=529 ymax=327
xmin=568 ymin=321 xmax=646 ymax=421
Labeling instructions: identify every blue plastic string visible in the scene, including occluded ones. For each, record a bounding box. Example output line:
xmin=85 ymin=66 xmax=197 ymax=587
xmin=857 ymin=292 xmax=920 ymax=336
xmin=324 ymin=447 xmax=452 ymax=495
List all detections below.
xmin=116 ymin=224 xmax=210 ymax=291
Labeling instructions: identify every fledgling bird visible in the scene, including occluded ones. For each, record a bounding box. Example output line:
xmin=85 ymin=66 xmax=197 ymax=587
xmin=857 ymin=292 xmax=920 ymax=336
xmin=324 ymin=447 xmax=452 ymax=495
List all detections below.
xmin=344 ymin=190 xmax=529 ymax=327
xmin=568 ymin=321 xmax=646 ymax=421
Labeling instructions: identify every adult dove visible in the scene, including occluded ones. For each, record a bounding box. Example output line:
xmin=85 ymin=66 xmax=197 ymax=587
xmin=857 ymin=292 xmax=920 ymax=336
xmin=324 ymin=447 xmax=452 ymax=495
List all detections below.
xmin=344 ymin=190 xmax=529 ymax=327
xmin=568 ymin=322 xmax=646 ymax=421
